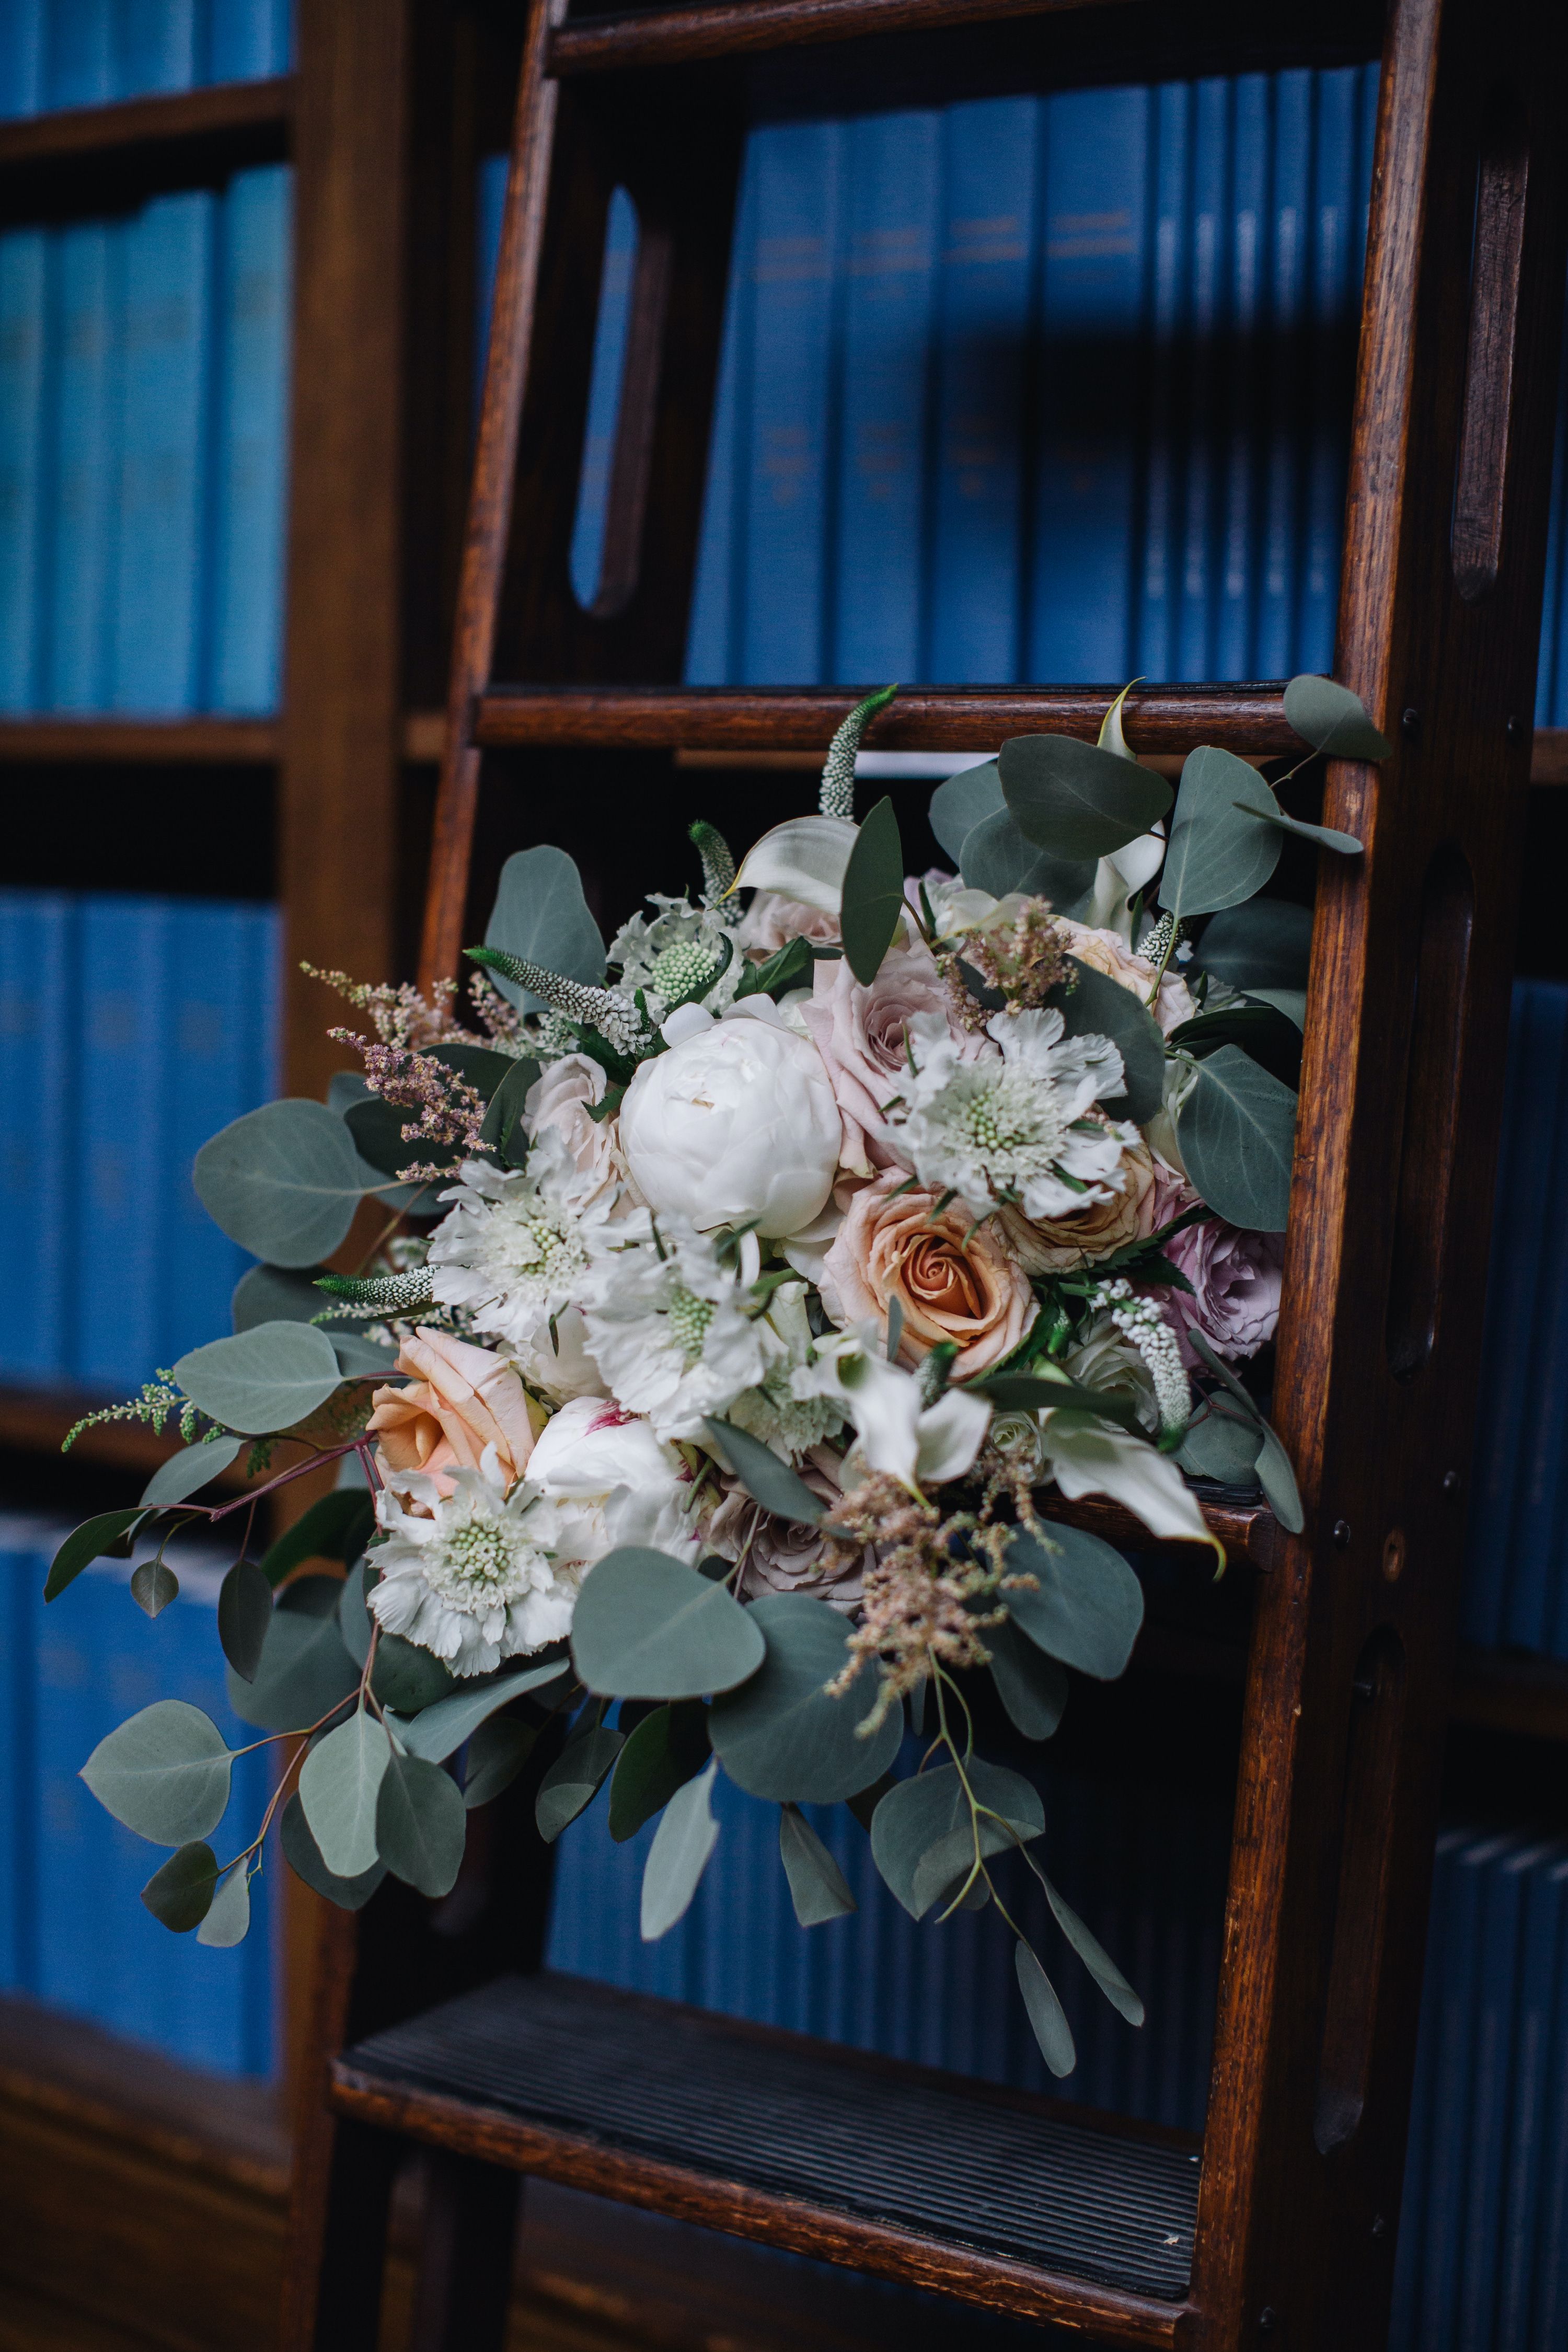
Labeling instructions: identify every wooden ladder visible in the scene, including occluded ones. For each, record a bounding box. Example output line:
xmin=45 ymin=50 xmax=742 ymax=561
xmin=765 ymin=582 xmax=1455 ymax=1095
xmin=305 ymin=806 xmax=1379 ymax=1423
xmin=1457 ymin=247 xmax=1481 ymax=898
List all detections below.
xmin=282 ymin=2 xmax=1568 ymax=2347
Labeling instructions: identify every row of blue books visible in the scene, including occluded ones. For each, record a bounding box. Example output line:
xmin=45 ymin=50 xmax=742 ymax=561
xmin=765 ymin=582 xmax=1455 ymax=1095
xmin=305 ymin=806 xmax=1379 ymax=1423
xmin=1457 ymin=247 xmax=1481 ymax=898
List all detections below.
xmin=0 ymin=888 xmax=279 ymax=1393
xmin=1 ymin=1516 xmax=274 ymax=2078
xmin=0 ymin=0 xmax=290 ymax=117
xmin=546 ymin=64 xmax=1568 ymax=723
xmin=0 ymin=164 xmax=292 ymax=716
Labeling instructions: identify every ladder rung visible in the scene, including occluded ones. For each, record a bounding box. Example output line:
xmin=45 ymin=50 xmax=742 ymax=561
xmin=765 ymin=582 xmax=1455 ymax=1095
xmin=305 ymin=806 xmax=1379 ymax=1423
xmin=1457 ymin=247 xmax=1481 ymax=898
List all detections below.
xmin=333 ymin=1971 xmax=1200 ymax=2343
xmin=475 ymin=683 xmax=1300 ymax=756
xmin=1048 ymin=1492 xmax=1271 ymax=1566
xmin=549 ymin=0 xmax=1131 ymax=78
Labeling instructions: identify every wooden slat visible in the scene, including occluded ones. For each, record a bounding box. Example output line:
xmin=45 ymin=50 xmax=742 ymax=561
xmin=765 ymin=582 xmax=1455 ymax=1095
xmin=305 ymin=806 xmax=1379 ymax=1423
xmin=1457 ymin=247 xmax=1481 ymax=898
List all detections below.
xmin=548 ymin=0 xmax=1132 ymax=77
xmin=0 ymin=717 xmax=280 ymax=764
xmin=1449 ymin=1649 xmax=1568 ymax=1742
xmin=475 ymin=682 xmax=1302 ymax=754
xmin=0 ymin=75 xmax=293 ymax=170
xmin=1045 ymin=1491 xmax=1271 ymax=1567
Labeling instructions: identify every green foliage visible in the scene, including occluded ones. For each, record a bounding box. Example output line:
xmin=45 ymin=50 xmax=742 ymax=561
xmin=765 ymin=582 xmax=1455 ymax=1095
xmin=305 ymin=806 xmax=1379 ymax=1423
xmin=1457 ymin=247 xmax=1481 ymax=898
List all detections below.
xmin=198 ymin=1865 xmax=253 ymax=1947
xmin=298 ymin=1706 xmax=390 ymax=1879
xmin=1177 ymin=1402 xmax=1264 ymax=1486
xmin=839 ymin=795 xmax=907 ymax=985
xmin=985 ymin=1619 xmax=1069 ymax=1740
xmin=928 ymin=758 xmax=1002 ymax=867
xmin=462 ymin=1715 xmax=537 ymax=1809
xmin=478 ymin=1056 xmax=539 ymax=1165
xmin=1186 ymin=1333 xmax=1304 ymax=1532
xmin=778 ymin=1804 xmax=857 ymax=1927
xmin=64 ymin=1376 xmax=207 ymax=1458
xmin=369 ymin=1635 xmax=457 ymax=1714
xmin=1282 ymin=673 xmax=1391 ymax=760
xmin=140 ymin=1434 xmax=243 ymax=1508
xmin=81 ymin=1700 xmax=233 ymax=1844
xmin=608 ymin=1702 xmax=711 ymax=1842
xmin=1250 ymin=804 xmax=1364 ymax=857
xmin=1014 ymin=1940 xmax=1075 ymax=2076
xmin=174 ymin=1321 xmax=344 ymax=1436
xmin=969 ymin=1371 xmax=1149 ymax=1438
xmin=959 ymin=807 xmax=1096 ymax=908
xmin=1158 ymin=748 xmax=1284 ymax=918
xmin=141 ymin=1842 xmax=219 ymax=1934
xmin=536 ymin=1725 xmax=623 ymax=1842
xmin=389 ymin=1653 xmax=570 ymax=1761
xmin=130 ymin=1557 xmax=179 ymax=1617
xmin=260 ymin=1491 xmax=375 ymax=1587
xmin=194 ymin=1098 xmax=380 ymax=1266
xmin=869 ymin=1760 xmax=1043 ymax=1919
xmin=1000 ymin=731 xmax=1172 ymax=859
xmin=227 ymin=1576 xmax=359 ymax=1732
xmin=485 ymin=844 xmax=606 ymax=1011
xmin=640 ymin=1761 xmax=720 ymax=1939
xmin=1197 ymin=898 xmax=1313 ymax=993
xmin=1167 ymin=1002 xmax=1301 ymax=1090
xmin=1002 ymin=1525 xmax=1146 ymax=1680
xmin=571 ymin=1548 xmax=765 ymax=1700
xmin=217 ymin=1560 xmax=275 ymax=1684
xmin=702 ymin=1417 xmax=824 ymax=1526
xmin=281 ymin=1792 xmax=387 ymax=1909
xmin=1037 ymin=1867 xmax=1145 ymax=2024
xmin=376 ymin=1749 xmax=467 ymax=1896
xmin=1175 ymin=1044 xmax=1297 ymax=1231
xmin=709 ymin=1595 xmax=902 ymax=1804
xmin=733 ymin=933 xmax=822 ymax=1002
xmin=336 ymin=1561 xmax=372 ymax=1669
xmin=1050 ymin=957 xmax=1166 ymax=1123
xmin=44 ymin=1508 xmax=153 ymax=1601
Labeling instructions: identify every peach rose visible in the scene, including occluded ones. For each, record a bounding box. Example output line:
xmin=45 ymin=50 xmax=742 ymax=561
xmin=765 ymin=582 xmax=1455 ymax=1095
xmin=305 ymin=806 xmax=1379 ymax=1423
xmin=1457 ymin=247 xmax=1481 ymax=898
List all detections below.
xmin=737 ymin=892 xmax=840 ymax=957
xmin=524 ymin=1053 xmax=618 ymax=1204
xmin=1057 ymin=918 xmax=1195 ymax=1037
xmin=998 ymin=1139 xmax=1159 ymax=1274
xmin=368 ymin=1328 xmax=540 ymax=1499
xmin=818 ymin=1170 xmax=1035 ymax=1379
xmin=802 ymin=940 xmax=982 ymax=1177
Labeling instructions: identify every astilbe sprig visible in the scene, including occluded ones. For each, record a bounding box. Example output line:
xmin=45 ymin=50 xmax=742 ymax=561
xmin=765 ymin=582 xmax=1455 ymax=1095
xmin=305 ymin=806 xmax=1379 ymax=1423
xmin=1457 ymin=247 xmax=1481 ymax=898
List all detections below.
xmin=937 ymin=896 xmax=1075 ymax=1033
xmin=327 ymin=1029 xmax=490 ymax=1181
xmin=824 ymin=1474 xmax=1016 ymax=1732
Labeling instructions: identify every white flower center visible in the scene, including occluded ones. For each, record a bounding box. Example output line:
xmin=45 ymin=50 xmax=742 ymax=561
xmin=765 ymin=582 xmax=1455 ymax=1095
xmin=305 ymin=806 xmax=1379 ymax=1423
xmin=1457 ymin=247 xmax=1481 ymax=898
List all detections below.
xmin=422 ymin=1509 xmax=541 ymax=1613
xmin=491 ymin=1204 xmax=585 ymax=1294
xmin=949 ymin=1068 xmax=1067 ymax=1177
xmin=666 ymin=1284 xmax=717 ymax=1359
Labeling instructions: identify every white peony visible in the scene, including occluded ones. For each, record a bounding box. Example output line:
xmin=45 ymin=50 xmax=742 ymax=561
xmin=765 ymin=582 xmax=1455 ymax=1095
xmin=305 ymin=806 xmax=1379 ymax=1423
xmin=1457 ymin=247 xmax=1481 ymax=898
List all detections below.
xmin=884 ymin=1008 xmax=1132 ymax=1223
xmin=617 ymin=1001 xmax=842 ymax=1239
xmin=524 ymin=1396 xmax=695 ymax=1577
xmin=579 ymin=1215 xmax=784 ymax=1442
xmin=370 ymin=1448 xmax=575 ymax=1676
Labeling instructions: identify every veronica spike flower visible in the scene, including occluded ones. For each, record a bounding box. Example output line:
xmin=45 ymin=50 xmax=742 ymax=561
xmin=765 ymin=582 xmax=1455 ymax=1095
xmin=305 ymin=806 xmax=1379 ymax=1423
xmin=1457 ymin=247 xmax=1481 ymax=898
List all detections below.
xmin=817 ymin=683 xmax=900 ymax=822
xmin=465 ymin=945 xmax=648 ymax=1057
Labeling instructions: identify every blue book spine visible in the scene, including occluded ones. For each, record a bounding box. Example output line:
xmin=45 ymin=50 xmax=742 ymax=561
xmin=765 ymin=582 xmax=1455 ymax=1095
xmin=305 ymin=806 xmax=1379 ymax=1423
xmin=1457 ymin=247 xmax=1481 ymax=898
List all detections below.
xmin=569 ymin=187 xmax=639 ymax=615
xmin=1174 ymin=77 xmax=1230 ymax=682
xmin=829 ymin=108 xmax=940 ymax=685
xmin=741 ymin=120 xmax=844 ymax=684
xmin=1502 ymin=993 xmax=1568 ymax=1655
xmin=0 ymin=892 xmax=74 ymax=1380
xmin=74 ymin=896 xmax=170 ymax=1392
xmin=111 ymin=190 xmax=214 ymax=715
xmin=1390 ymin=1829 xmax=1467 ymax=2352
xmin=44 ymin=0 xmax=111 ymax=107
xmin=44 ymin=221 xmax=117 ymax=712
xmin=1456 ymin=1842 xmax=1539 ymax=2350
xmin=1494 ymin=1851 xmax=1568 ymax=2346
xmin=926 ymin=96 xmax=1038 ymax=684
xmin=1537 ymin=305 xmax=1568 ymax=729
xmin=163 ymin=903 xmax=255 ymax=1363
xmin=1531 ymin=1855 xmax=1568 ymax=2347
xmin=1216 ymin=75 xmax=1267 ymax=678
xmin=1028 ymin=83 xmax=1151 ymax=684
xmin=33 ymin=1559 xmax=120 ymax=2025
xmin=209 ymin=164 xmax=292 ymax=714
xmin=0 ymin=227 xmax=47 ymax=710
xmin=1255 ymin=70 xmax=1311 ymax=682
xmin=204 ymin=0 xmax=290 ymax=82
xmin=1134 ymin=80 xmax=1192 ymax=682
xmin=1 ymin=1538 xmax=38 ymax=1990
xmin=472 ymin=148 xmax=507 ymax=428
xmin=1299 ymin=66 xmax=1358 ymax=674
xmin=0 ymin=0 xmax=41 ymax=115
xmin=683 ymin=151 xmax=756 ymax=686
xmin=114 ymin=0 xmax=194 ymax=100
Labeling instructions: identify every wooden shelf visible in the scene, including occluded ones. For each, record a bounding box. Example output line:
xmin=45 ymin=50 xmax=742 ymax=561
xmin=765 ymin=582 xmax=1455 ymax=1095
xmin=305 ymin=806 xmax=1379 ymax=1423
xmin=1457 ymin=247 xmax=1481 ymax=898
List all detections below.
xmin=0 ymin=716 xmax=280 ymax=764
xmin=548 ymin=0 xmax=1120 ymax=77
xmin=1450 ymin=1648 xmax=1568 ymax=1743
xmin=0 ymin=76 xmax=293 ymax=207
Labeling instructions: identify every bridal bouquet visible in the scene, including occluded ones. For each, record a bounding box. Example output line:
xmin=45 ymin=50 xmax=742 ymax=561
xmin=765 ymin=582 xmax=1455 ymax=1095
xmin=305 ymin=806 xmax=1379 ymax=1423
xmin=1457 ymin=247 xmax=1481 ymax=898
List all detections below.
xmin=49 ymin=674 xmax=1385 ymax=2075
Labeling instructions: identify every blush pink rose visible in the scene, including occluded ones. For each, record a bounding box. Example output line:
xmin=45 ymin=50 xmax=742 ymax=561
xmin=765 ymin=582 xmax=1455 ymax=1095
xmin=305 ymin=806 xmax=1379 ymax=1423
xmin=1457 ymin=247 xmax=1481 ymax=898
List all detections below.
xmin=525 ymin=1052 xmax=618 ymax=1204
xmin=802 ymin=940 xmax=980 ymax=1177
xmin=737 ymin=892 xmax=841 ymax=957
xmin=1056 ymin=917 xmax=1196 ymax=1038
xmin=703 ymin=1448 xmax=870 ymax=1613
xmin=367 ymin=1329 xmax=539 ymax=1499
xmin=818 ymin=1169 xmax=1035 ymax=1380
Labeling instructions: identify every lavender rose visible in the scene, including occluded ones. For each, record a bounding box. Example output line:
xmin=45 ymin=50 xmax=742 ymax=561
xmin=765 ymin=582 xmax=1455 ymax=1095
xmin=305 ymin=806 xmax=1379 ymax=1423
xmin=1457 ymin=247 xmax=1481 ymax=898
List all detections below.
xmin=1158 ymin=1216 xmax=1284 ymax=1365
xmin=703 ymin=1448 xmax=870 ymax=1613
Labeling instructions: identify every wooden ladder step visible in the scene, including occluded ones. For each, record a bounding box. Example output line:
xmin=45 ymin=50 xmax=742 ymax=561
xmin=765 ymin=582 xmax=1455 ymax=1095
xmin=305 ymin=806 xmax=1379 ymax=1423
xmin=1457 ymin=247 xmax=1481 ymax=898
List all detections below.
xmin=331 ymin=1971 xmax=1201 ymax=2344
xmin=548 ymin=0 xmax=1135 ymax=78
xmin=475 ymin=682 xmax=1301 ymax=756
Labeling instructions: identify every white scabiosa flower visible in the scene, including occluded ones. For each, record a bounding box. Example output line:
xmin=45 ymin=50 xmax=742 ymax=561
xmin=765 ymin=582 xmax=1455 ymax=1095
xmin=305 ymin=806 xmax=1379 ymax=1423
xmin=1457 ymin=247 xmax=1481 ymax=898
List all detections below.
xmin=725 ymin=1279 xmax=847 ymax=1462
xmin=609 ymin=893 xmax=743 ymax=1017
xmin=579 ymin=1216 xmax=783 ymax=1441
xmin=427 ymin=1129 xmax=616 ymax=1399
xmin=885 ymin=1008 xmax=1132 ymax=1224
xmin=370 ymin=1448 xmax=575 ymax=1676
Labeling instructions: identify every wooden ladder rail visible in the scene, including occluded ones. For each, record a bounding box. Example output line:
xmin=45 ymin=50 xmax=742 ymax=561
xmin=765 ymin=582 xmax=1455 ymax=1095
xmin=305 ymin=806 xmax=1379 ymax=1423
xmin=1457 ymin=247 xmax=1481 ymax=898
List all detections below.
xmin=285 ymin=2 xmax=1568 ymax=2348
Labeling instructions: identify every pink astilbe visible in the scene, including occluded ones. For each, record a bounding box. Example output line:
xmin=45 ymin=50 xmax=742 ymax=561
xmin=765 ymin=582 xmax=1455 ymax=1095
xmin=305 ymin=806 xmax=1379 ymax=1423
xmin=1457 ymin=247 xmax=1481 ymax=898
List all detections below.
xmin=824 ymin=1474 xmax=1016 ymax=1731
xmin=337 ymin=1032 xmax=490 ymax=1181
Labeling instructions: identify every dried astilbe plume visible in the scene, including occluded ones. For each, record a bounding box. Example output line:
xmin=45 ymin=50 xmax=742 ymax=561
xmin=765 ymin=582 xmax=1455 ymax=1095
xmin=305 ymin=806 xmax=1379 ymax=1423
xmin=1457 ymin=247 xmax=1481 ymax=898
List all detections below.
xmin=937 ymin=896 xmax=1075 ymax=1033
xmin=330 ymin=1029 xmax=490 ymax=1180
xmin=824 ymin=1473 xmax=1017 ymax=1732
xmin=301 ymin=964 xmax=481 ymax=1051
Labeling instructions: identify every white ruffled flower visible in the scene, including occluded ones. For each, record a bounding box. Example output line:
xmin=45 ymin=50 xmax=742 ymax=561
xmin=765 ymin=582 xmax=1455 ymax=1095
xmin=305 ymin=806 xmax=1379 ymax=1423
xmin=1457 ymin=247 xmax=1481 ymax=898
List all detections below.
xmin=885 ymin=1009 xmax=1132 ymax=1223
xmin=725 ymin=1279 xmax=847 ymax=1462
xmin=580 ymin=1216 xmax=783 ymax=1441
xmin=370 ymin=1449 xmax=574 ymax=1677
xmin=524 ymin=1396 xmax=697 ymax=1575
xmin=426 ymin=1129 xmax=616 ymax=1401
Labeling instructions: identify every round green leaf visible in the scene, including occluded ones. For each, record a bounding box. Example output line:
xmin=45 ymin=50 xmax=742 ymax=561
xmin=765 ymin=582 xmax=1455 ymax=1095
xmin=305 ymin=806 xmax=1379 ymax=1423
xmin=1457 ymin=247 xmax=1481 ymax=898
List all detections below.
xmin=140 ymin=1435 xmax=244 ymax=1508
xmin=130 ymin=1558 xmax=179 ymax=1618
xmin=141 ymin=1842 xmax=219 ymax=1933
xmin=986 ymin=1620 xmax=1069 ymax=1740
xmin=1158 ymin=747 xmax=1283 ymax=918
xmin=194 ymin=1098 xmax=378 ymax=1266
xmin=370 ymin=1635 xmax=458 ymax=1714
xmin=175 ymin=1321 xmax=344 ymax=1436
xmin=778 ymin=1804 xmax=857 ymax=1926
xmin=81 ymin=1700 xmax=233 ymax=1844
xmin=840 ymin=796 xmax=906 ymax=985
xmin=1282 ymin=673 xmax=1392 ymax=761
xmin=640 ymin=1761 xmax=720 ymax=1940
xmin=217 ymin=1559 xmax=275 ymax=1684
xmin=389 ymin=1653 xmax=571 ymax=1761
xmin=709 ymin=1595 xmax=902 ymax=1803
xmin=959 ymin=808 xmax=1097 ymax=909
xmin=1197 ymin=899 xmax=1312 ymax=992
xmin=870 ymin=1759 xmax=1043 ymax=1918
xmin=1051 ymin=956 xmax=1166 ymax=1123
xmin=259 ymin=1490 xmax=376 ymax=1587
xmin=227 ymin=1576 xmax=360 ymax=1731
xmin=536 ymin=1726 xmax=624 ymax=1842
xmin=1175 ymin=1043 xmax=1297 ymax=1231
xmin=1004 ymin=1525 xmax=1145 ymax=1680
xmin=197 ymin=1865 xmax=253 ymax=1948
xmin=299 ymin=1707 xmax=390 ymax=1879
xmin=376 ymin=1750 xmax=468 ymax=1897
xmin=703 ymin=1419 xmax=824 ymax=1525
xmin=608 ymin=1702 xmax=711 ymax=1842
xmin=1177 ymin=1405 xmax=1263 ymax=1487
xmin=1000 ymin=733 xmax=1171 ymax=859
xmin=929 ymin=759 xmax=1003 ymax=865
xmin=571 ymin=1549 xmax=766 ymax=1700
xmin=233 ymin=1261 xmax=330 ymax=1331
xmin=463 ymin=1716 xmax=538 ymax=1811
xmin=486 ymin=844 xmax=607 ymax=1011
xmin=281 ymin=1792 xmax=387 ymax=1909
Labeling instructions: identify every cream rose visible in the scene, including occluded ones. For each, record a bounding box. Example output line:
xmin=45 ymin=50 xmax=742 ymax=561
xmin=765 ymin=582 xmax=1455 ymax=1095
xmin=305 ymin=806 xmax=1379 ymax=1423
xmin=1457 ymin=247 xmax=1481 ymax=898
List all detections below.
xmin=367 ymin=1329 xmax=540 ymax=1499
xmin=802 ymin=940 xmax=981 ymax=1178
xmin=998 ymin=1138 xmax=1159 ymax=1273
xmin=1057 ymin=917 xmax=1195 ymax=1037
xmin=818 ymin=1170 xmax=1035 ymax=1379
xmin=524 ymin=1052 xmax=618 ymax=1204
xmin=737 ymin=891 xmax=840 ymax=957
